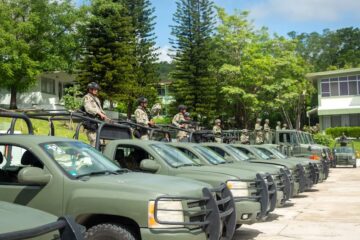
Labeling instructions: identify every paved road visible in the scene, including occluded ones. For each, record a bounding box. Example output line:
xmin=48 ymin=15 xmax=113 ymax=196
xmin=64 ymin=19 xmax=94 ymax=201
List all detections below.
xmin=234 ymin=167 xmax=360 ymax=240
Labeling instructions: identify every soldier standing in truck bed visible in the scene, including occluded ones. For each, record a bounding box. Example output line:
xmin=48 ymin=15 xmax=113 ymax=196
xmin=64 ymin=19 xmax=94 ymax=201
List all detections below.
xmin=134 ymin=97 xmax=154 ymax=140
xmin=255 ymin=118 xmax=263 ymax=144
xmin=263 ymin=119 xmax=271 ymax=143
xmin=276 ymin=121 xmax=281 ymax=131
xmin=213 ymin=119 xmax=222 ymax=143
xmin=172 ymin=105 xmax=188 ymax=141
xmin=83 ymin=82 xmax=109 ymax=147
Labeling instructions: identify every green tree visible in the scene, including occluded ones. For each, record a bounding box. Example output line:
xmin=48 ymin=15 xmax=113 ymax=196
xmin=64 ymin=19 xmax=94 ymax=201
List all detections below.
xmin=214 ymin=8 xmax=311 ymax=129
xmin=0 ymin=0 xmax=82 ymax=109
xmin=289 ymin=27 xmax=360 ymax=71
xmin=77 ymin=0 xmax=137 ymax=116
xmin=123 ymin=0 xmax=159 ymax=107
xmin=170 ymin=0 xmax=217 ymax=124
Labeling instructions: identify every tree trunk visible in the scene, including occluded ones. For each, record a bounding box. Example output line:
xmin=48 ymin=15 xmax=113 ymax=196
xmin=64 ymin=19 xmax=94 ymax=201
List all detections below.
xmin=9 ymin=87 xmax=18 ymax=109
xmin=109 ymin=100 xmax=114 ymax=111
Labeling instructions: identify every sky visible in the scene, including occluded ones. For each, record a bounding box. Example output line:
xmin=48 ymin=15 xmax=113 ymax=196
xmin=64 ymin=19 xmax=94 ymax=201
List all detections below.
xmin=76 ymin=0 xmax=360 ymax=62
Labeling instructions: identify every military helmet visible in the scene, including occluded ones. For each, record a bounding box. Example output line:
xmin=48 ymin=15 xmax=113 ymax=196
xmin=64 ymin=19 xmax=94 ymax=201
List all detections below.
xmin=215 ymin=119 xmax=221 ymax=124
xmin=178 ymin=105 xmax=187 ymax=111
xmin=137 ymin=97 xmax=148 ymax=104
xmin=87 ymin=82 xmax=100 ymax=90
xmin=242 ymin=129 xmax=248 ymax=133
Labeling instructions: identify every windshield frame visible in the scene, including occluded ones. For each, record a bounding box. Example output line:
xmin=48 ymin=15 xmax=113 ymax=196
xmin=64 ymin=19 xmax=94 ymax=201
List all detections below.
xmin=40 ymin=141 xmax=121 ymax=179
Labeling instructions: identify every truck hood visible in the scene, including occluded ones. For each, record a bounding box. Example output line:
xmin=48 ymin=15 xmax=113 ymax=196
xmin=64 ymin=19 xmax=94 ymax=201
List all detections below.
xmin=249 ymin=159 xmax=298 ymax=169
xmin=0 ymin=201 xmax=56 ymax=233
xmin=78 ymin=172 xmax=209 ymax=198
xmin=178 ymin=165 xmax=256 ymax=180
xmin=228 ymin=161 xmax=282 ymax=174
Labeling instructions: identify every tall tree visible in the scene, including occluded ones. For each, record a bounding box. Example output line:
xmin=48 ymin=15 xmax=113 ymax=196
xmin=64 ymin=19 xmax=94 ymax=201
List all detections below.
xmin=170 ymin=0 xmax=217 ymax=124
xmin=122 ymin=0 xmax=159 ymax=114
xmin=0 ymin=0 xmax=81 ymax=109
xmin=214 ymin=8 xmax=311 ymax=129
xmin=289 ymin=27 xmax=360 ymax=71
xmin=77 ymin=0 xmax=137 ymax=116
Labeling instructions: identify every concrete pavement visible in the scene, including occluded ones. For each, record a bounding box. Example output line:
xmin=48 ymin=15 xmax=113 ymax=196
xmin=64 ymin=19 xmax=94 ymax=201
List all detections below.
xmin=234 ymin=167 xmax=360 ymax=240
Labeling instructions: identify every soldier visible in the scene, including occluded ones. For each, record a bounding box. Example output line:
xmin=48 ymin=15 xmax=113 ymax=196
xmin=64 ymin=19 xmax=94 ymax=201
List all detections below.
xmin=240 ymin=129 xmax=250 ymax=144
xmin=172 ymin=105 xmax=188 ymax=141
xmin=254 ymin=118 xmax=263 ymax=144
xmin=263 ymin=119 xmax=271 ymax=143
xmin=276 ymin=121 xmax=281 ymax=131
xmin=282 ymin=123 xmax=288 ymax=130
xmin=134 ymin=97 xmax=154 ymax=140
xmin=83 ymin=82 xmax=109 ymax=147
xmin=213 ymin=119 xmax=222 ymax=143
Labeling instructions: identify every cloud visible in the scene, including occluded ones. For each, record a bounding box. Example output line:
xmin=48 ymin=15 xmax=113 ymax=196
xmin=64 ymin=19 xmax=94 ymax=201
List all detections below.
xmin=155 ymin=45 xmax=172 ymax=63
xmin=249 ymin=0 xmax=360 ymax=22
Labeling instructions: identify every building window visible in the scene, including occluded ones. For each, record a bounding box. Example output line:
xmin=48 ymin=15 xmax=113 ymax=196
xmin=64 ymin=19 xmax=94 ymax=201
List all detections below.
xmin=320 ymin=79 xmax=330 ymax=97
xmin=41 ymin=77 xmax=55 ymax=95
xmin=320 ymin=75 xmax=360 ymax=97
xmin=349 ymin=114 xmax=360 ymax=126
xmin=331 ymin=115 xmax=341 ymax=127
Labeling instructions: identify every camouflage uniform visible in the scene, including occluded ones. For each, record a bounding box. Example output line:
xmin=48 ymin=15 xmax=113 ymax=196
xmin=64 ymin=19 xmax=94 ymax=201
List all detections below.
xmin=83 ymin=93 xmax=106 ymax=147
xmin=240 ymin=130 xmax=250 ymax=144
xmin=276 ymin=121 xmax=281 ymax=131
xmin=172 ymin=113 xmax=188 ymax=141
xmin=263 ymin=119 xmax=271 ymax=143
xmin=213 ymin=125 xmax=222 ymax=143
xmin=135 ymin=106 xmax=150 ymax=140
xmin=255 ymin=119 xmax=263 ymax=144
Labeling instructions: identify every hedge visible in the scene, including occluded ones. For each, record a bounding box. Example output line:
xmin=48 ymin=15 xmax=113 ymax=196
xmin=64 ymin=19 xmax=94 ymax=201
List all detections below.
xmin=325 ymin=127 xmax=360 ymax=138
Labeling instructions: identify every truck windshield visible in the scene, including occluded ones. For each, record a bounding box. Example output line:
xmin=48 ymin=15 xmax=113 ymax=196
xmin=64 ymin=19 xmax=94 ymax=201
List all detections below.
xmin=193 ymin=146 xmax=227 ymax=164
xmin=250 ymin=147 xmax=271 ymax=160
xmin=225 ymin=146 xmax=250 ymax=161
xmin=151 ymin=144 xmax=199 ymax=168
xmin=334 ymin=147 xmax=354 ymax=154
xmin=269 ymin=147 xmax=288 ymax=159
xmin=41 ymin=141 xmax=121 ymax=178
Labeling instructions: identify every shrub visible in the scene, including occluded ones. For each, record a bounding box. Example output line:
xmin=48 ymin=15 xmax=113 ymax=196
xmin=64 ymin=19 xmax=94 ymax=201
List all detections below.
xmin=325 ymin=127 xmax=360 ymax=138
xmin=313 ymin=133 xmax=335 ymax=147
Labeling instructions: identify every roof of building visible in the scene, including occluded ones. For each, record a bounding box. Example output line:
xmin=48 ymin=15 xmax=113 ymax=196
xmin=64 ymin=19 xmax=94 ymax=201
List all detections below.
xmin=306 ymin=68 xmax=360 ymax=80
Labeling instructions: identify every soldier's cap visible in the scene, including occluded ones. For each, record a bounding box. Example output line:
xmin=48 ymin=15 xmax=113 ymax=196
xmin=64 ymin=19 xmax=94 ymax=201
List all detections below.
xmin=137 ymin=97 xmax=148 ymax=104
xmin=87 ymin=82 xmax=100 ymax=90
xmin=256 ymin=118 xmax=261 ymax=122
xmin=178 ymin=105 xmax=187 ymax=111
xmin=215 ymin=119 xmax=221 ymax=124
xmin=242 ymin=129 xmax=248 ymax=132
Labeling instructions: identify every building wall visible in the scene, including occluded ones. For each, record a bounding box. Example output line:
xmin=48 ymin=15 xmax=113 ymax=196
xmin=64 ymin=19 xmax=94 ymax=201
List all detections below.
xmin=0 ymin=72 xmax=74 ymax=109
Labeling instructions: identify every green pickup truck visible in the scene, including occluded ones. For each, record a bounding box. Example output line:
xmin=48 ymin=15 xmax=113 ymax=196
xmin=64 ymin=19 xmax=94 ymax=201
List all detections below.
xmin=254 ymin=144 xmax=322 ymax=184
xmin=0 ymin=135 xmax=235 ymax=240
xmin=230 ymin=144 xmax=312 ymax=194
xmin=200 ymin=143 xmax=293 ymax=201
xmin=102 ymin=139 xmax=275 ymax=226
xmin=0 ymin=201 xmax=83 ymax=240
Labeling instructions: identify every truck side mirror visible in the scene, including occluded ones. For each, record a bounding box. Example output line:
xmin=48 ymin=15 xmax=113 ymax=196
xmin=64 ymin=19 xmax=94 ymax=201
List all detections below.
xmin=18 ymin=167 xmax=51 ymax=185
xmin=140 ymin=159 xmax=160 ymax=172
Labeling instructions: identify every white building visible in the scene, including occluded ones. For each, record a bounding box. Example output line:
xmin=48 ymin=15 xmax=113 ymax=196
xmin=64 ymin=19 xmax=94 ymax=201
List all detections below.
xmin=307 ymin=68 xmax=360 ymax=130
xmin=0 ymin=71 xmax=74 ymax=110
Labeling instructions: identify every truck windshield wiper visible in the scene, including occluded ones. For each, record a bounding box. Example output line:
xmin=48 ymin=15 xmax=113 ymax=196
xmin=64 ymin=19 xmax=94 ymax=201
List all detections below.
xmin=76 ymin=170 xmax=119 ymax=178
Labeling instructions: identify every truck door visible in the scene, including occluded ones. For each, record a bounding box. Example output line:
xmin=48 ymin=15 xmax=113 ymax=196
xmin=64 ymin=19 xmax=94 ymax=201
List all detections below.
xmin=0 ymin=144 xmax=63 ymax=216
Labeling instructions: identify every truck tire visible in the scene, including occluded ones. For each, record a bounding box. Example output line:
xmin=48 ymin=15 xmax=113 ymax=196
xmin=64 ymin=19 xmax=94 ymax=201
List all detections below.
xmin=85 ymin=223 xmax=136 ymax=240
xmin=353 ymin=164 xmax=356 ymax=168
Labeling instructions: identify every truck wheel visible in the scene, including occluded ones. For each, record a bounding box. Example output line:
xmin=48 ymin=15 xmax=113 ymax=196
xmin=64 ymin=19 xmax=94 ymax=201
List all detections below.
xmin=353 ymin=164 xmax=356 ymax=168
xmin=85 ymin=224 xmax=136 ymax=240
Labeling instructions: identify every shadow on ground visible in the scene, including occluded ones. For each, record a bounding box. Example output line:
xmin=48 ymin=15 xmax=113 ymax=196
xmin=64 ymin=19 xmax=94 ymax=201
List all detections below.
xmin=234 ymin=227 xmax=262 ymax=240
xmin=265 ymin=213 xmax=281 ymax=221
xmin=305 ymin=189 xmax=319 ymax=192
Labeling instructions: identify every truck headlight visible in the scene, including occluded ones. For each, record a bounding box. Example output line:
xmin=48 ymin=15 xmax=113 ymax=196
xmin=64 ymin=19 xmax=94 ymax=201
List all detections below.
xmin=226 ymin=181 xmax=249 ymax=197
xmin=148 ymin=200 xmax=184 ymax=229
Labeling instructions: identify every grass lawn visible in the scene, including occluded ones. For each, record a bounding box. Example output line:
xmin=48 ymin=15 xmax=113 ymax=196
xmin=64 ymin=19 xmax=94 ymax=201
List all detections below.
xmin=0 ymin=117 xmax=89 ymax=143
